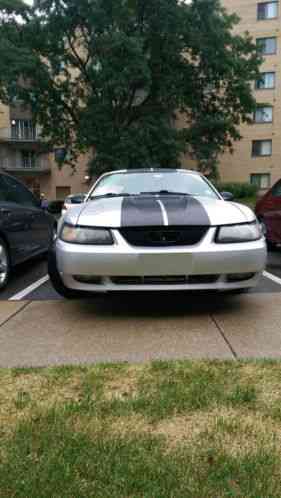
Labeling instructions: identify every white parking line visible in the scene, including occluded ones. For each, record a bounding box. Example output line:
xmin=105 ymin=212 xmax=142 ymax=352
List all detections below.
xmin=9 ymin=275 xmax=50 ymax=301
xmin=263 ymin=271 xmax=281 ymax=287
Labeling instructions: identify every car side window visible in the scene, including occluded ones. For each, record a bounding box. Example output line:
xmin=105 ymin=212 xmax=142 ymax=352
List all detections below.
xmin=0 ymin=175 xmax=38 ymax=207
xmin=271 ymin=180 xmax=281 ymax=198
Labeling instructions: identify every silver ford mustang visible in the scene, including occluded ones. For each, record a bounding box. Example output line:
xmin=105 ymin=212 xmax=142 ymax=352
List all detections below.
xmin=48 ymin=169 xmax=267 ymax=298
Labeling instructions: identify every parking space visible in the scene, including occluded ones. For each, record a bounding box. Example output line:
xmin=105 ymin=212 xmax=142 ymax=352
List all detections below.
xmin=0 ymin=249 xmax=279 ymax=367
xmin=0 ymin=256 xmax=47 ymax=301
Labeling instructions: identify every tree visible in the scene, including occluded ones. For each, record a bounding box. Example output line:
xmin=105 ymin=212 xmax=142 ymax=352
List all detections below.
xmin=0 ymin=0 xmax=262 ymax=177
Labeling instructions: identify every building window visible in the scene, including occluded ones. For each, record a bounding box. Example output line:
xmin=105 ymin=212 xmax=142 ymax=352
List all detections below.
xmin=257 ymin=2 xmax=278 ymax=19
xmin=257 ymin=37 xmax=277 ymax=54
xmin=252 ymin=140 xmax=272 ymax=156
xmin=21 ymin=151 xmax=36 ymax=168
xmin=250 ymin=173 xmax=271 ymax=189
xmin=11 ymin=119 xmax=36 ymax=140
xmin=254 ymin=106 xmax=273 ymax=123
xmin=255 ymin=72 xmax=276 ymax=89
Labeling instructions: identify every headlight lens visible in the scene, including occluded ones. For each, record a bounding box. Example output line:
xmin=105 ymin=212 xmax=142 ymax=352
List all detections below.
xmin=216 ymin=222 xmax=262 ymax=243
xmin=60 ymin=224 xmax=113 ymax=245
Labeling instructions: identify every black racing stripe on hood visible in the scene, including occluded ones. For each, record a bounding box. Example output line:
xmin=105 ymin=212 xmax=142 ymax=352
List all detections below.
xmin=121 ymin=196 xmax=164 ymax=226
xmin=160 ymin=196 xmax=211 ymax=226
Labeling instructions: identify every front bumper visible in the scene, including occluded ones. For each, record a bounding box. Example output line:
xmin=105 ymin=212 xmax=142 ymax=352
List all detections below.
xmin=55 ymin=228 xmax=267 ymax=292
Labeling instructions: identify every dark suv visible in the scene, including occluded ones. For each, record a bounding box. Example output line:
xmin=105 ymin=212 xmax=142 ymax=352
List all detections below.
xmin=0 ymin=172 xmax=55 ymax=289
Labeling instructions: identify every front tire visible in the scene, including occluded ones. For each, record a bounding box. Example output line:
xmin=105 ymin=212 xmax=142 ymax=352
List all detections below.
xmin=266 ymin=239 xmax=278 ymax=252
xmin=48 ymin=246 xmax=82 ymax=299
xmin=0 ymin=237 xmax=11 ymax=290
xmin=224 ymin=288 xmax=251 ymax=295
xmin=258 ymin=216 xmax=278 ymax=251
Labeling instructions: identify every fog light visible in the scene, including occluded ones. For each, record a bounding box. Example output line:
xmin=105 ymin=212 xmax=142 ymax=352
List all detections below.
xmin=73 ymin=275 xmax=102 ymax=284
xmin=227 ymin=273 xmax=255 ymax=282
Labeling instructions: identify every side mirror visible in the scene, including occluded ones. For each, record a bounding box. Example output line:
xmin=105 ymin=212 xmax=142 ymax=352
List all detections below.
xmin=221 ymin=191 xmax=234 ymax=202
xmin=71 ymin=195 xmax=86 ymax=205
xmin=71 ymin=198 xmax=83 ymax=205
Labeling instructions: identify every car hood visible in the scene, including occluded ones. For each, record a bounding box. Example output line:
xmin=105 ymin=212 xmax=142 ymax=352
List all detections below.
xmin=63 ymin=195 xmax=256 ymax=228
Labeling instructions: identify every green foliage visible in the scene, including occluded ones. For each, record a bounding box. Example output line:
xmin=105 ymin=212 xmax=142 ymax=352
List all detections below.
xmin=0 ymin=0 xmax=262 ymax=176
xmin=216 ymin=182 xmax=259 ymax=199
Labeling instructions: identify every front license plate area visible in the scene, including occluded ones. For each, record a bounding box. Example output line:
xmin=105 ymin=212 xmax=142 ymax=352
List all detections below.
xmin=139 ymin=253 xmax=193 ymax=275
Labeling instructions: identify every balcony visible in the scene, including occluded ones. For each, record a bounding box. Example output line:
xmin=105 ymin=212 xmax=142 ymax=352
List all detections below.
xmin=0 ymin=126 xmax=49 ymax=151
xmin=1 ymin=156 xmax=51 ymax=175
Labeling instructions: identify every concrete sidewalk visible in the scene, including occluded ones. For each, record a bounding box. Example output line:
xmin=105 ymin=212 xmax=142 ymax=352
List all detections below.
xmin=0 ymin=292 xmax=281 ymax=367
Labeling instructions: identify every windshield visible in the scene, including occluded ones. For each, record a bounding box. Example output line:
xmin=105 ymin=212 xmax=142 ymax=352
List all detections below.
xmin=90 ymin=171 xmax=219 ymax=199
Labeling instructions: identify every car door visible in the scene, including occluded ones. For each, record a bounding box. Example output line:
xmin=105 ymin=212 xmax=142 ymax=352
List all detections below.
xmin=262 ymin=180 xmax=281 ymax=242
xmin=0 ymin=175 xmax=37 ymax=263
xmin=29 ymin=204 xmax=53 ymax=251
xmin=0 ymin=175 xmax=52 ymax=257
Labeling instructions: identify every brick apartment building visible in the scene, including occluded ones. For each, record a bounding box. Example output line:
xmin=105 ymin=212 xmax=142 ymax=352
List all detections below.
xmin=0 ymin=0 xmax=280 ymax=199
xmin=219 ymin=0 xmax=281 ymax=190
xmin=0 ymin=102 xmax=90 ymax=200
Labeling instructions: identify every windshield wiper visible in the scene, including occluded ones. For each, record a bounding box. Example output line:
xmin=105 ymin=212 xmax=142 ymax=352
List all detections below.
xmin=90 ymin=192 xmax=132 ymax=199
xmin=140 ymin=190 xmax=191 ymax=196
xmin=91 ymin=191 xmax=193 ymax=199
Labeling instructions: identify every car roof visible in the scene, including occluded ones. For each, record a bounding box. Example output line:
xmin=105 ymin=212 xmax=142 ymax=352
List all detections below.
xmin=101 ymin=168 xmax=200 ymax=176
xmin=0 ymin=171 xmax=29 ymax=184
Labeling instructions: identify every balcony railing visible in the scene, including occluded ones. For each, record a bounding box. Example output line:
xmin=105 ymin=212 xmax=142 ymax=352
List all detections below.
xmin=1 ymin=157 xmax=51 ymax=174
xmin=0 ymin=126 xmax=44 ymax=142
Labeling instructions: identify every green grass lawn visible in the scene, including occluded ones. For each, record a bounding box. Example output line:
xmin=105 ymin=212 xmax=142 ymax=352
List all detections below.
xmin=1 ymin=361 xmax=281 ymax=497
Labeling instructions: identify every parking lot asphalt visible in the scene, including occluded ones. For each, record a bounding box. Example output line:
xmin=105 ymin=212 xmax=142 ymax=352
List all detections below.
xmin=0 ymin=249 xmax=280 ymax=367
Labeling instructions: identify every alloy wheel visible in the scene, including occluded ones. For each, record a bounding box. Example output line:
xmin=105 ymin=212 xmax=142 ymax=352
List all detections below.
xmin=0 ymin=241 xmax=9 ymax=288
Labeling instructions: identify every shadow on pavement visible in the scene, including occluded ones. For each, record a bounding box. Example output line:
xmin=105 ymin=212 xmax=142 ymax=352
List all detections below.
xmin=71 ymin=291 xmax=245 ymax=318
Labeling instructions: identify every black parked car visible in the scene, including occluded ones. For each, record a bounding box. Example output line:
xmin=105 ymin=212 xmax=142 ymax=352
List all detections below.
xmin=0 ymin=172 xmax=55 ymax=290
xmin=46 ymin=200 xmax=64 ymax=215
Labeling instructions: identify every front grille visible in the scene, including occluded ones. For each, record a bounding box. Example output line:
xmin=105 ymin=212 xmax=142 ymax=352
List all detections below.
xmin=119 ymin=226 xmax=208 ymax=247
xmin=111 ymin=276 xmax=143 ymax=285
xmin=111 ymin=275 xmax=219 ymax=286
xmin=188 ymin=275 xmax=219 ymax=284
xmin=226 ymin=273 xmax=255 ymax=283
xmin=73 ymin=275 xmax=102 ymax=284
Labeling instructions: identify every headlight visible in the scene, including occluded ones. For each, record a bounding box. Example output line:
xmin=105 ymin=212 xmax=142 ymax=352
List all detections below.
xmin=60 ymin=223 xmax=113 ymax=245
xmin=216 ymin=221 xmax=262 ymax=243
